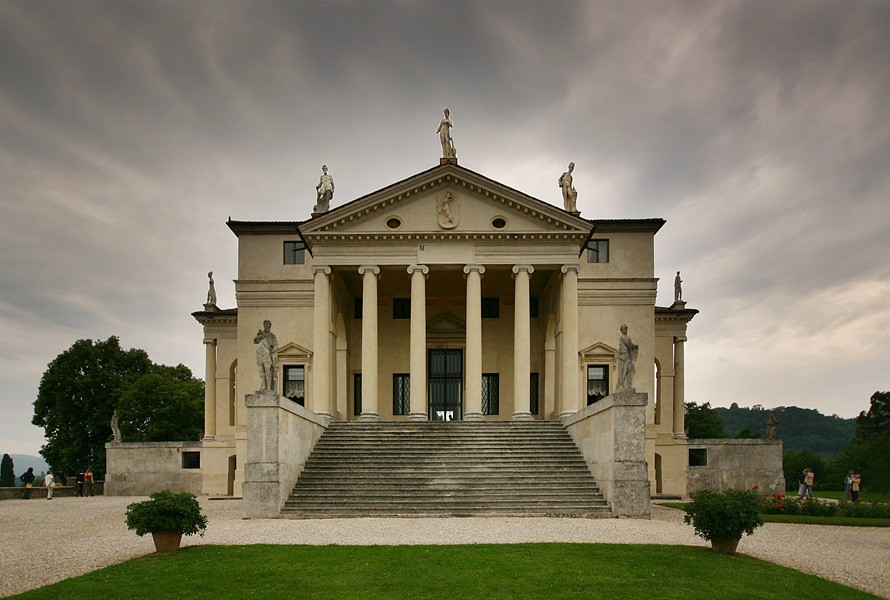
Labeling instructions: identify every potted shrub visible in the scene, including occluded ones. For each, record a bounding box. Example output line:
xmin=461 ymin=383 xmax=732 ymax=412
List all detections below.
xmin=683 ymin=488 xmax=764 ymax=554
xmin=126 ymin=490 xmax=207 ymax=553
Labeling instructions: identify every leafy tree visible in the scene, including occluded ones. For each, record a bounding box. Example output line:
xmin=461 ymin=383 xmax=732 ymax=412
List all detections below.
xmin=733 ymin=428 xmax=762 ymax=439
xmin=834 ymin=392 xmax=890 ymax=492
xmin=0 ymin=453 xmax=14 ymax=487
xmin=32 ymin=337 xmax=152 ymax=479
xmin=118 ymin=364 xmax=204 ymax=442
xmin=685 ymin=402 xmax=727 ymax=438
xmin=716 ymin=405 xmax=856 ymax=455
xmin=783 ymin=449 xmax=826 ymax=492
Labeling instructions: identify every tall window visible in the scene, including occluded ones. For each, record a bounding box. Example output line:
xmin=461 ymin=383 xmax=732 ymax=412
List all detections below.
xmin=393 ymin=298 xmax=410 ymax=319
xmin=283 ymin=366 xmax=305 ymax=406
xmin=530 ymin=372 xmax=540 ymax=415
xmin=587 ymin=365 xmax=609 ymax=405
xmin=284 ymin=241 xmax=306 ymax=265
xmin=587 ymin=239 xmax=609 ymax=263
xmin=482 ymin=373 xmax=499 ymax=416
xmin=353 ymin=373 xmax=362 ymax=416
xmin=481 ymin=297 xmax=499 ymax=318
xmin=393 ymin=374 xmax=410 ymax=415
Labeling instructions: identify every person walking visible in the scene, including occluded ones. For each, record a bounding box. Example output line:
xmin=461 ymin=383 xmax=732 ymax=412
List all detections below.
xmin=44 ymin=470 xmax=54 ymax=500
xmin=844 ymin=470 xmax=854 ymax=501
xmin=20 ymin=467 xmax=35 ymax=499
xmin=84 ymin=468 xmax=94 ymax=497
xmin=852 ymin=473 xmax=862 ymax=502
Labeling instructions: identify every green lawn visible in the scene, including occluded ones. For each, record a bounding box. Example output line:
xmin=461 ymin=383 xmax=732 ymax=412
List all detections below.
xmin=814 ymin=490 xmax=890 ymax=503
xmin=9 ymin=544 xmax=881 ymax=600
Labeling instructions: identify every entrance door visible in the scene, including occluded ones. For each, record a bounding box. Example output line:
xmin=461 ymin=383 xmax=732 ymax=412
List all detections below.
xmin=428 ymin=349 xmax=462 ymax=421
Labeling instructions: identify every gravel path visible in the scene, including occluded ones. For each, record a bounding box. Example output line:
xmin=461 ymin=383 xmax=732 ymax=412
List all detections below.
xmin=2 ymin=497 xmax=888 ymax=598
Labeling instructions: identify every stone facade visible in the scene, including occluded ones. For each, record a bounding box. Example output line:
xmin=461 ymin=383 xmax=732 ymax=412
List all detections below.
xmin=686 ymin=438 xmax=786 ymax=496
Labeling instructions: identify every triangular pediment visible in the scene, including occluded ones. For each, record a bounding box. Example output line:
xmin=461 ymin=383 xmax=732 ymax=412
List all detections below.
xmin=276 ymin=342 xmax=312 ymax=360
xmin=580 ymin=342 xmax=617 ymax=361
xmin=427 ymin=312 xmax=466 ymax=340
xmin=301 ymin=163 xmax=590 ymax=241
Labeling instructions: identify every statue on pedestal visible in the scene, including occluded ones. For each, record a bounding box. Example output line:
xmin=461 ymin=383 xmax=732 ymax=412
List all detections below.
xmin=111 ymin=410 xmax=122 ymax=442
xmin=767 ymin=411 xmax=779 ymax=439
xmin=254 ymin=320 xmax=279 ymax=392
xmin=314 ymin=165 xmax=334 ymax=214
xmin=617 ymin=324 xmax=639 ymax=392
xmin=558 ymin=162 xmax=578 ymax=213
xmin=437 ymin=108 xmax=457 ymax=160
xmin=674 ymin=271 xmax=683 ymax=304
xmin=205 ymin=272 xmax=217 ymax=307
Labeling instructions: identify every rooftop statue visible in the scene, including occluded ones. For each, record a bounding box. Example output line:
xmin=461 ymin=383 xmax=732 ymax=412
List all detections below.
xmin=767 ymin=411 xmax=779 ymax=440
xmin=437 ymin=108 xmax=457 ymax=160
xmin=558 ymin=162 xmax=578 ymax=213
xmin=314 ymin=165 xmax=334 ymax=214
xmin=205 ymin=271 xmax=217 ymax=307
xmin=674 ymin=271 xmax=683 ymax=304
xmin=617 ymin=324 xmax=639 ymax=392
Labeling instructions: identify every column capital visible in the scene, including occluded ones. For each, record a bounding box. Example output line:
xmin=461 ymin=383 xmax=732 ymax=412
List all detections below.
xmin=560 ymin=264 xmax=581 ymax=275
xmin=311 ymin=265 xmax=332 ymax=276
xmin=407 ymin=264 xmax=429 ymax=276
xmin=358 ymin=265 xmax=380 ymax=277
xmin=511 ymin=264 xmax=535 ymax=276
xmin=674 ymin=336 xmax=688 ymax=343
xmin=463 ymin=264 xmax=486 ymax=276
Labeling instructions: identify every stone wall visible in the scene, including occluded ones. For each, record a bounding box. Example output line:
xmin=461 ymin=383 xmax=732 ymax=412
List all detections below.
xmin=242 ymin=391 xmax=328 ymax=518
xmin=104 ymin=441 xmax=204 ymax=496
xmin=686 ymin=438 xmax=785 ymax=495
xmin=563 ymin=391 xmax=650 ymax=517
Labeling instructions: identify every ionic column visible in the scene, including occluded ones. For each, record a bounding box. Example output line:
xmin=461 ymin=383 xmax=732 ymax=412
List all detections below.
xmin=312 ymin=266 xmax=333 ymax=418
xmin=358 ymin=265 xmax=380 ymax=422
xmin=559 ymin=265 xmax=581 ymax=417
xmin=463 ymin=264 xmax=486 ymax=421
xmin=512 ymin=265 xmax=534 ymax=421
xmin=407 ymin=264 xmax=429 ymax=421
xmin=673 ymin=336 xmax=687 ymax=437
xmin=203 ymin=339 xmax=217 ymax=440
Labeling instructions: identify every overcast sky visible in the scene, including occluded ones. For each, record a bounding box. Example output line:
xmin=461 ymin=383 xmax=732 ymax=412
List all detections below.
xmin=2 ymin=1 xmax=888 ymax=456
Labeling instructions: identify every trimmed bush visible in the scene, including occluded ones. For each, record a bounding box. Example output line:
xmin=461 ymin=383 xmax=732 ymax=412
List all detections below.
xmin=684 ymin=489 xmax=764 ymax=542
xmin=125 ymin=490 xmax=207 ymax=537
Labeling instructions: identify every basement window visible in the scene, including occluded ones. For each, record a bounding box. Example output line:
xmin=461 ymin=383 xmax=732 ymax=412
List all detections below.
xmin=689 ymin=449 xmax=708 ymax=467
xmin=181 ymin=451 xmax=201 ymax=469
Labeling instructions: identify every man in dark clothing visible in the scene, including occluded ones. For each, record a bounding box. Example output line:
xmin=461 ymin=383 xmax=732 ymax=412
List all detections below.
xmin=75 ymin=471 xmax=85 ymax=497
xmin=20 ymin=468 xmax=36 ymax=499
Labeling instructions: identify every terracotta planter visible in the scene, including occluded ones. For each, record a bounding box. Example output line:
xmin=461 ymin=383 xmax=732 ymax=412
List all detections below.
xmin=710 ymin=538 xmax=740 ymax=554
xmin=151 ymin=531 xmax=183 ymax=553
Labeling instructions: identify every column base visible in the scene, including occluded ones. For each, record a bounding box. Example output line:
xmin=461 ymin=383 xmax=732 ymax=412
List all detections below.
xmin=673 ymin=432 xmax=688 ymax=440
xmin=512 ymin=411 xmax=534 ymax=421
xmin=558 ymin=410 xmax=577 ymax=420
xmin=202 ymin=435 xmax=216 ymax=442
xmin=357 ymin=412 xmax=379 ymax=422
xmin=406 ymin=412 xmax=428 ymax=422
xmin=463 ymin=411 xmax=485 ymax=422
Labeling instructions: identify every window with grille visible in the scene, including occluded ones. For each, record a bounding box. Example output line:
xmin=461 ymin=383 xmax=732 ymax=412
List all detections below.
xmin=689 ymin=449 xmax=708 ymax=467
xmin=587 ymin=365 xmax=609 ymax=405
xmin=482 ymin=373 xmax=499 ymax=416
xmin=181 ymin=451 xmax=201 ymax=469
xmin=530 ymin=372 xmax=540 ymax=415
xmin=393 ymin=374 xmax=410 ymax=415
xmin=283 ymin=365 xmax=305 ymax=406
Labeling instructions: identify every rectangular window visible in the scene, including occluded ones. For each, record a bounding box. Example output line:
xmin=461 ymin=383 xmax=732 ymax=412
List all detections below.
xmin=354 ymin=298 xmax=362 ymax=320
xmin=689 ymin=448 xmax=708 ymax=467
xmin=181 ymin=451 xmax=201 ymax=469
xmin=481 ymin=297 xmax=499 ymax=318
xmin=587 ymin=365 xmax=609 ymax=405
xmin=482 ymin=373 xmax=499 ymax=416
xmin=393 ymin=298 xmax=410 ymax=319
xmin=393 ymin=374 xmax=410 ymax=415
xmin=530 ymin=297 xmax=539 ymax=318
xmin=283 ymin=365 xmax=305 ymax=406
xmin=587 ymin=239 xmax=609 ymax=264
xmin=353 ymin=373 xmax=362 ymax=416
xmin=530 ymin=372 xmax=540 ymax=415
xmin=284 ymin=241 xmax=306 ymax=265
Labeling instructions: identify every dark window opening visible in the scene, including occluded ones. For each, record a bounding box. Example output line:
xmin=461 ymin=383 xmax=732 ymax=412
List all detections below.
xmin=530 ymin=372 xmax=540 ymax=415
xmin=354 ymin=298 xmax=362 ymax=319
xmin=482 ymin=373 xmax=499 ymax=416
xmin=689 ymin=449 xmax=708 ymax=467
xmin=182 ymin=451 xmax=201 ymax=469
xmin=530 ymin=297 xmax=539 ymax=318
xmin=393 ymin=374 xmax=410 ymax=415
xmin=284 ymin=241 xmax=306 ymax=265
xmin=586 ymin=239 xmax=609 ymax=264
xmin=481 ymin=297 xmax=499 ymax=319
xmin=353 ymin=373 xmax=362 ymax=416
xmin=283 ymin=365 xmax=305 ymax=406
xmin=587 ymin=365 xmax=609 ymax=405
xmin=491 ymin=217 xmax=507 ymax=229
xmin=393 ymin=298 xmax=410 ymax=319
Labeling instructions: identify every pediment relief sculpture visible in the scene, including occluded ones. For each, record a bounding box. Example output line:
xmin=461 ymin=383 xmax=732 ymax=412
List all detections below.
xmin=437 ymin=191 xmax=459 ymax=229
xmin=427 ymin=312 xmax=466 ymax=339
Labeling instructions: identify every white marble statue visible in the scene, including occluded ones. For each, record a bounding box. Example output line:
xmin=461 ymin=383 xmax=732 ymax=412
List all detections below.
xmin=206 ymin=271 xmax=217 ymax=306
xmin=254 ymin=320 xmax=279 ymax=392
xmin=314 ymin=165 xmax=334 ymax=213
xmin=111 ymin=410 xmax=122 ymax=442
xmin=558 ymin=162 xmax=578 ymax=212
xmin=437 ymin=108 xmax=457 ymax=159
xmin=617 ymin=324 xmax=639 ymax=392
xmin=674 ymin=271 xmax=683 ymax=304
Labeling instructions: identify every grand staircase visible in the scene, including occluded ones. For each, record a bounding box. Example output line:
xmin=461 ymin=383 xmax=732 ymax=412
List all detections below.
xmin=280 ymin=421 xmax=612 ymax=518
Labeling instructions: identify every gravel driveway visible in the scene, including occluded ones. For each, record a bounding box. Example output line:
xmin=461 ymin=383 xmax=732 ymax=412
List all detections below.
xmin=1 ymin=497 xmax=887 ymax=598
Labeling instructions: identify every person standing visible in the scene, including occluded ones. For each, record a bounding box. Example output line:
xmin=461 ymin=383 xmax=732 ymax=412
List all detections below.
xmin=798 ymin=469 xmax=807 ymax=497
xmin=21 ymin=467 xmax=35 ymax=499
xmin=44 ymin=470 xmax=54 ymax=500
xmin=84 ymin=468 xmax=94 ymax=497
xmin=75 ymin=470 xmax=85 ymax=497
xmin=844 ymin=470 xmax=854 ymax=501
xmin=804 ymin=468 xmax=815 ymax=499
xmin=852 ymin=473 xmax=862 ymax=502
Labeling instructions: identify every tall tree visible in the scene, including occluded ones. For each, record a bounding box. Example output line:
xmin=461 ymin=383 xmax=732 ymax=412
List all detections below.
xmin=32 ymin=337 xmax=152 ymax=478
xmin=0 ymin=454 xmax=14 ymax=487
xmin=836 ymin=391 xmax=890 ymax=492
xmin=118 ymin=364 xmax=204 ymax=442
xmin=685 ymin=402 xmax=727 ymax=438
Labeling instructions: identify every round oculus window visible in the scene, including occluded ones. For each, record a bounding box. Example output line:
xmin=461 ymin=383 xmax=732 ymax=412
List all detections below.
xmin=491 ymin=217 xmax=507 ymax=229
xmin=386 ymin=217 xmax=402 ymax=230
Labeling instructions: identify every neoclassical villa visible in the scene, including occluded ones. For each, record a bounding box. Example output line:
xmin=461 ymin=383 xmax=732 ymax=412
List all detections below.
xmin=105 ymin=114 xmax=784 ymax=516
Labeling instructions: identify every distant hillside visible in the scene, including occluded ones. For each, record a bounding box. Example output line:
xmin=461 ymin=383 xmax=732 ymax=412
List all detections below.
xmin=7 ymin=454 xmax=49 ymax=477
xmin=715 ymin=404 xmax=856 ymax=457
